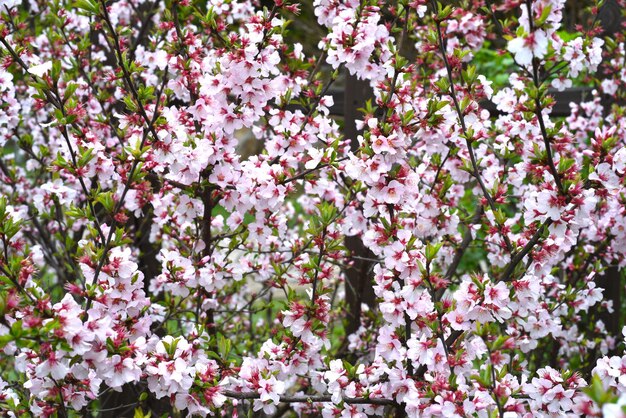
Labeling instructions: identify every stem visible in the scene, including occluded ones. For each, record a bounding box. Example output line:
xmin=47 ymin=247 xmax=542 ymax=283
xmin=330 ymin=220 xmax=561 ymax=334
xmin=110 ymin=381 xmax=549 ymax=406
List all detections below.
xmin=279 ymin=157 xmax=348 ymax=185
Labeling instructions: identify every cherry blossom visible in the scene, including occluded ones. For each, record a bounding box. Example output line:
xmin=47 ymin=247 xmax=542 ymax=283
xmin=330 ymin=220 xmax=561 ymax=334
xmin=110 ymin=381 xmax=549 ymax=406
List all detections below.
xmin=0 ymin=0 xmax=623 ymax=416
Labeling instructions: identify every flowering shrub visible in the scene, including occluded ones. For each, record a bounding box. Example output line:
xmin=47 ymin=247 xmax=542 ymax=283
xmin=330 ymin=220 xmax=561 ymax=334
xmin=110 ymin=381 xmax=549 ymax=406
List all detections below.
xmin=0 ymin=0 xmax=626 ymax=416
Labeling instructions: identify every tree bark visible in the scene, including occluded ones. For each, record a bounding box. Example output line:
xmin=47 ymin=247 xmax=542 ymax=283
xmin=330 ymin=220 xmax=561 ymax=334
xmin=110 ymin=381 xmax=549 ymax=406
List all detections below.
xmin=343 ymin=73 xmax=377 ymax=336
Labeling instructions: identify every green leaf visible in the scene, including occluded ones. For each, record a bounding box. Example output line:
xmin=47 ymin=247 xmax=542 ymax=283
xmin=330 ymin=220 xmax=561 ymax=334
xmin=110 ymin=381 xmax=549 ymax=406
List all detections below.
xmin=425 ymin=242 xmax=443 ymax=263
xmin=583 ymin=374 xmax=617 ymax=406
xmin=10 ymin=320 xmax=23 ymax=338
xmin=133 ymin=407 xmax=151 ymax=418
xmin=95 ymin=191 xmax=116 ymax=214
xmin=437 ymin=4 xmax=454 ymax=21
xmin=536 ymin=5 xmax=552 ymax=26
xmin=217 ymin=334 xmax=231 ymax=359
xmin=64 ymin=82 xmax=79 ymax=101
xmin=123 ymin=95 xmax=137 ymax=112
xmin=73 ymin=0 xmax=100 ymax=14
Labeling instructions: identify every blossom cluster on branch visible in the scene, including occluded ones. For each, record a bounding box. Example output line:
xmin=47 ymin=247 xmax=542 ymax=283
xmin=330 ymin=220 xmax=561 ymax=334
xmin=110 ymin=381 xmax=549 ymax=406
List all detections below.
xmin=0 ymin=0 xmax=626 ymax=417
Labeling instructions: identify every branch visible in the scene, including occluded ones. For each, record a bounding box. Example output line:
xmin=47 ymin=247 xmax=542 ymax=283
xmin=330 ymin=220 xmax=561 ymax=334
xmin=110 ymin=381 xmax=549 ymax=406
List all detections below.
xmin=440 ymin=207 xmax=484 ymax=288
xmin=85 ymin=1 xmax=170 ymax=309
xmin=0 ymin=37 xmax=108 ymax=246
xmin=221 ymin=390 xmax=394 ymax=405
xmin=429 ymin=0 xmax=513 ymax=253
xmin=526 ymin=0 xmax=563 ymax=195
xmin=310 ymin=227 xmax=326 ymax=304
xmin=429 ymin=149 xmax=451 ymax=193
xmin=499 ymin=219 xmax=552 ymax=282
xmin=414 ymin=330 xmax=463 ymax=378
xmin=279 ymin=157 xmax=348 ymax=185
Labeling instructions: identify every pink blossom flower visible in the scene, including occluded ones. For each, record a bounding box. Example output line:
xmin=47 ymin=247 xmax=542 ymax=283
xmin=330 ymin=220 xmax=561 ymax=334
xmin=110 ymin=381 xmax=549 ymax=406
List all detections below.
xmin=508 ymin=30 xmax=548 ymax=66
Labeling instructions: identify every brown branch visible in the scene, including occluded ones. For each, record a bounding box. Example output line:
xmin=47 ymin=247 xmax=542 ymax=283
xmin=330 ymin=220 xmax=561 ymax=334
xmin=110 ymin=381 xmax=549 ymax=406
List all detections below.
xmin=499 ymin=219 xmax=552 ymax=282
xmin=278 ymin=157 xmax=348 ymax=185
xmin=525 ymin=0 xmax=563 ymax=195
xmin=221 ymin=390 xmax=394 ymax=405
xmin=437 ymin=207 xmax=484 ymax=298
xmin=85 ymin=1 xmax=170 ymax=309
xmin=0 ymin=36 xmax=108 ymax=246
xmin=429 ymin=0 xmax=513 ymax=253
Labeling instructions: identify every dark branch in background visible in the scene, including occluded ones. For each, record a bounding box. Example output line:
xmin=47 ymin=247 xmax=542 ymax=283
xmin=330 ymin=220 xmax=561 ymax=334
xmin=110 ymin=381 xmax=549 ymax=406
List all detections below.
xmin=253 ymin=3 xmax=278 ymax=61
xmin=200 ymin=182 xmax=217 ymax=348
xmin=129 ymin=0 xmax=161 ymax=62
xmin=433 ymin=207 xmax=484 ymax=301
xmin=484 ymin=0 xmax=505 ymax=38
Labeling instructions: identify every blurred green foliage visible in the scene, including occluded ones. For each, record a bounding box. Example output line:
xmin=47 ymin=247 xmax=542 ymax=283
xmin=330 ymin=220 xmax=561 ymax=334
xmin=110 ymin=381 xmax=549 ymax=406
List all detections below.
xmin=472 ymin=41 xmax=515 ymax=90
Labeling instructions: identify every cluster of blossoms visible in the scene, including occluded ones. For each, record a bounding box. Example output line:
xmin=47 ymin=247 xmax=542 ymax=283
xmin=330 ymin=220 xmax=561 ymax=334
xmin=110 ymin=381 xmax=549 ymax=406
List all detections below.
xmin=1 ymin=0 xmax=626 ymax=417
